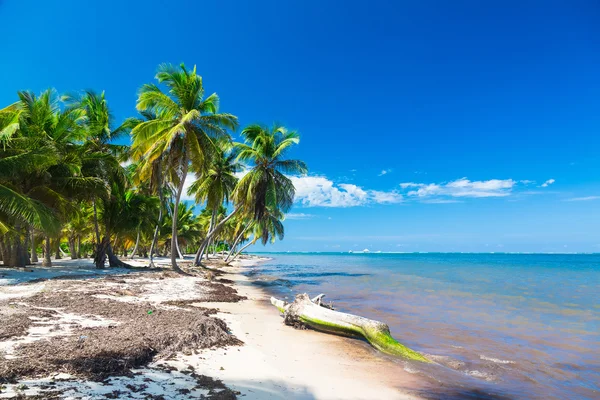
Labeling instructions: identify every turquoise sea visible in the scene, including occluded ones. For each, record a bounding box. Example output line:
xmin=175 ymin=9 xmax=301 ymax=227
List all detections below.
xmin=247 ymin=253 xmax=599 ymax=399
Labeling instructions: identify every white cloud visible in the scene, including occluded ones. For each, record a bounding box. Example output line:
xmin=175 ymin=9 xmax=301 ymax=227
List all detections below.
xmin=540 ymin=179 xmax=555 ymax=187
xmin=181 ymin=173 xmax=198 ymax=201
xmin=370 ymin=190 xmax=403 ymax=204
xmin=286 ymin=213 xmax=315 ymax=220
xmin=378 ymin=169 xmax=392 ymax=176
xmin=290 ymin=176 xmax=402 ymax=207
xmin=400 ymin=178 xmax=516 ymax=199
xmin=565 ymin=196 xmax=600 ymax=202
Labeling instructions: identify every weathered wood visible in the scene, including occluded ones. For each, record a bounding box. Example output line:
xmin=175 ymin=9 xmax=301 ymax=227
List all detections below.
xmin=271 ymin=293 xmax=429 ymax=362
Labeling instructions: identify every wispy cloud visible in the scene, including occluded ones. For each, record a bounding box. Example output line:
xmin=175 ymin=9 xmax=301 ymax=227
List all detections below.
xmin=290 ymin=176 xmax=402 ymax=207
xmin=564 ymin=196 xmax=600 ymax=202
xmin=286 ymin=213 xmax=315 ymax=220
xmin=540 ymin=179 xmax=555 ymax=187
xmin=378 ymin=169 xmax=392 ymax=176
xmin=400 ymin=178 xmax=516 ymax=199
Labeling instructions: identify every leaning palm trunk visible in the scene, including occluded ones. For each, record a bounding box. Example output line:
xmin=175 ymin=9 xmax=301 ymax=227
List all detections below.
xmin=195 ymin=206 xmax=241 ymax=266
xmin=206 ymin=210 xmax=216 ymax=260
xmin=229 ymin=238 xmax=256 ymax=262
xmin=193 ymin=211 xmax=215 ymax=265
xmin=225 ymin=225 xmax=252 ymax=262
xmin=106 ymin=240 xmax=132 ymax=268
xmin=129 ymin=230 xmax=140 ymax=259
xmin=170 ymin=158 xmax=189 ymax=272
xmin=42 ymin=236 xmax=52 ymax=267
xmin=271 ymin=294 xmax=430 ymax=362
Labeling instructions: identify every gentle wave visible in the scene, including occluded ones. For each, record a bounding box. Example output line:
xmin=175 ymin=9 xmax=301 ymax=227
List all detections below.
xmin=480 ymin=355 xmax=515 ymax=364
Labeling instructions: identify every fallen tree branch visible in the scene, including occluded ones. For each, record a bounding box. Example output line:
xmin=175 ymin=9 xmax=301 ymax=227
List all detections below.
xmin=271 ymin=293 xmax=429 ymax=362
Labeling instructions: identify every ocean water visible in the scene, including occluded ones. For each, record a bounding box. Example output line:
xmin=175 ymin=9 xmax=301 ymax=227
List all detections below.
xmin=247 ymin=253 xmax=600 ymax=399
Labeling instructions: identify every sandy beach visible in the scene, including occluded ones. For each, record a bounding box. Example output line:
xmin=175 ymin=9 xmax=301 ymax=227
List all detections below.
xmin=0 ymin=257 xmax=422 ymax=399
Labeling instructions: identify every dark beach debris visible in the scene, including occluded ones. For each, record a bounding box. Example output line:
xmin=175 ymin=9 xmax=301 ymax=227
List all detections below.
xmin=0 ymin=308 xmax=59 ymax=341
xmin=0 ymin=304 xmax=242 ymax=383
xmin=0 ymin=271 xmax=246 ymax=394
xmin=196 ymin=281 xmax=247 ymax=303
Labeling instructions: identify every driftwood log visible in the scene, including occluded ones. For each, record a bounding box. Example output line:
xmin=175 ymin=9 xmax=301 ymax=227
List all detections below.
xmin=271 ymin=293 xmax=429 ymax=362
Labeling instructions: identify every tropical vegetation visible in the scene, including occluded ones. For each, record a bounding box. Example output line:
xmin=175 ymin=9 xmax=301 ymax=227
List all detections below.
xmin=0 ymin=63 xmax=307 ymax=269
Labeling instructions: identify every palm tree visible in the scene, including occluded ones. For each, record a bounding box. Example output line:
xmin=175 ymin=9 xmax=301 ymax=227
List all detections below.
xmin=196 ymin=123 xmax=306 ymax=265
xmin=0 ymin=90 xmax=88 ymax=267
xmin=131 ymin=63 xmax=238 ymax=271
xmin=66 ymin=90 xmax=134 ymax=268
xmin=190 ymin=139 xmax=243 ymax=263
xmin=229 ymin=207 xmax=285 ymax=262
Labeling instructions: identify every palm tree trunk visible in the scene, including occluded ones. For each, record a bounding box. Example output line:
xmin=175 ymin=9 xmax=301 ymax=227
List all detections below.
xmin=30 ymin=229 xmax=38 ymax=263
xmin=170 ymin=157 xmax=188 ymax=272
xmin=226 ymin=224 xmax=251 ymax=262
xmin=42 ymin=236 xmax=52 ymax=267
xmin=94 ymin=236 xmax=108 ymax=269
xmin=106 ymin=240 xmax=131 ymax=268
xmin=230 ymin=239 xmax=256 ymax=262
xmin=149 ymin=165 xmax=164 ymax=267
xmin=23 ymin=226 xmax=32 ymax=265
xmin=54 ymin=238 xmax=62 ymax=259
xmin=0 ymin=237 xmax=6 ymax=264
xmin=205 ymin=210 xmax=216 ymax=260
xmin=92 ymin=196 xmax=103 ymax=265
xmin=69 ymin=237 xmax=77 ymax=259
xmin=176 ymin=237 xmax=184 ymax=259
xmin=194 ymin=210 xmax=215 ymax=265
xmin=195 ymin=206 xmax=241 ymax=266
xmin=76 ymin=234 xmax=82 ymax=259
xmin=129 ymin=229 xmax=140 ymax=259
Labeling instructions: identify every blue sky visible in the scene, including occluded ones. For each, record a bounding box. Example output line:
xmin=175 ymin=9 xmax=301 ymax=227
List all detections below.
xmin=1 ymin=1 xmax=599 ymax=252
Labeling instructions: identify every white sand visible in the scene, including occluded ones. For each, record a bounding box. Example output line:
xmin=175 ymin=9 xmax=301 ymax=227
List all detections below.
xmin=184 ymin=258 xmax=422 ymax=400
xmin=0 ymin=257 xmax=423 ymax=399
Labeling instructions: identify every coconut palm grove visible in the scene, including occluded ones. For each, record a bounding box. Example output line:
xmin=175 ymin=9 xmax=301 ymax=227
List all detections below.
xmin=0 ymin=63 xmax=307 ymax=270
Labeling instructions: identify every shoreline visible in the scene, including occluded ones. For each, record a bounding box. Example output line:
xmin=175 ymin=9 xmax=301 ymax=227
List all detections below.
xmin=0 ymin=256 xmax=424 ymax=399
xmin=197 ymin=256 xmax=423 ymax=399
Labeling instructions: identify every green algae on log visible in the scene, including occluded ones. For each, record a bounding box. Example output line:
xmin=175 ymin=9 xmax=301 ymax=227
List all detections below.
xmin=271 ymin=293 xmax=429 ymax=362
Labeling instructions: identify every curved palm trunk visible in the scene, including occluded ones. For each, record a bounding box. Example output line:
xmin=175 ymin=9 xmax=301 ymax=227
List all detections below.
xmin=193 ymin=208 xmax=215 ymax=265
xmin=195 ymin=206 xmax=241 ymax=266
xmin=42 ymin=235 xmax=52 ymax=267
xmin=106 ymin=240 xmax=132 ymax=268
xmin=176 ymin=237 xmax=184 ymax=259
xmin=170 ymin=158 xmax=188 ymax=272
xmin=225 ymin=224 xmax=252 ymax=262
xmin=229 ymin=238 xmax=256 ymax=262
xmin=129 ymin=229 xmax=140 ymax=259
xmin=206 ymin=210 xmax=216 ymax=260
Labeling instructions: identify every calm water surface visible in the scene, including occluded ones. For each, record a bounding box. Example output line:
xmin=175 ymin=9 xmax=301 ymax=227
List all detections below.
xmin=247 ymin=253 xmax=599 ymax=399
